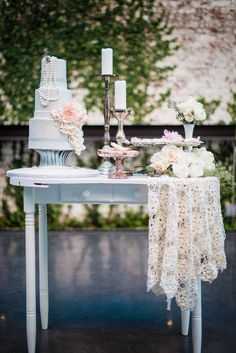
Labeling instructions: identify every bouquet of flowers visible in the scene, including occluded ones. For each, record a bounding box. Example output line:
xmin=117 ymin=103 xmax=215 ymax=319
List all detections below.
xmin=149 ymin=145 xmax=215 ymax=178
xmin=168 ymin=96 xmax=206 ymax=124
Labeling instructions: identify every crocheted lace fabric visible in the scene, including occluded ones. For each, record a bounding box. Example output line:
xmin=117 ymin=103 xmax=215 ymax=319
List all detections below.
xmin=147 ymin=176 xmax=226 ymax=311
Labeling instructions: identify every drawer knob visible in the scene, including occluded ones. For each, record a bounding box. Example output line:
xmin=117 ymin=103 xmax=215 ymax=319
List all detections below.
xmin=82 ymin=190 xmax=90 ymax=198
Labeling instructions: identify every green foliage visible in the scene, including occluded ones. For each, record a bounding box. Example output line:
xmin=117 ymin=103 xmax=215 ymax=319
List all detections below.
xmin=1 ymin=188 xmax=24 ymax=228
xmin=47 ymin=204 xmax=64 ymax=230
xmin=207 ymin=141 xmax=234 ymax=175
xmin=224 ymin=218 xmax=236 ymax=232
xmin=64 ymin=205 xmax=148 ymax=230
xmin=227 ymin=91 xmax=236 ymax=125
xmin=0 ymin=0 xmax=178 ymax=124
xmin=1 ymin=140 xmax=64 ymax=229
xmin=1 ymin=142 xmax=27 ymax=228
xmin=205 ymin=163 xmax=235 ymax=205
xmin=167 ymin=100 xmax=185 ymax=123
xmin=197 ymin=94 xmax=236 ymax=125
xmin=197 ymin=97 xmax=221 ymax=124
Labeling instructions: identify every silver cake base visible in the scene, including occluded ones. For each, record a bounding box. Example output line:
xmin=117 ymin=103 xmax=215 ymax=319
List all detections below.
xmin=36 ymin=149 xmax=71 ymax=167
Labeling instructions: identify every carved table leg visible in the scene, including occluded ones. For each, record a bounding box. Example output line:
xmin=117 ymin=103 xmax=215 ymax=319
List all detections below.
xmin=24 ymin=188 xmax=36 ymax=353
xmin=39 ymin=204 xmax=48 ymax=330
xmin=192 ymin=279 xmax=202 ymax=353
xmin=181 ymin=309 xmax=190 ymax=336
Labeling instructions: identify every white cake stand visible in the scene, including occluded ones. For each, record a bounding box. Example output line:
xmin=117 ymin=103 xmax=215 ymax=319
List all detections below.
xmin=131 ymin=137 xmax=203 ymax=147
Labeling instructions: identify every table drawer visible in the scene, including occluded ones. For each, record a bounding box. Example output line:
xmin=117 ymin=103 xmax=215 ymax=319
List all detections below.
xmin=59 ymin=184 xmax=147 ymax=204
xmin=60 ymin=184 xmax=113 ymax=203
xmin=113 ymin=184 xmax=147 ymax=204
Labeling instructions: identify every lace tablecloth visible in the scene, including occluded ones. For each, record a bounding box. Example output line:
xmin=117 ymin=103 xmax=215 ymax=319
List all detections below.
xmin=147 ymin=176 xmax=226 ymax=311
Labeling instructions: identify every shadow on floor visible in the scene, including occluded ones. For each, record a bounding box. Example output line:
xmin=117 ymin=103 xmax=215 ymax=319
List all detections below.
xmin=0 ymin=230 xmax=235 ymax=353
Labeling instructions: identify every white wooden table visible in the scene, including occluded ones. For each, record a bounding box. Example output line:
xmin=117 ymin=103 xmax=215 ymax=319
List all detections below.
xmin=6 ymin=167 xmax=202 ymax=353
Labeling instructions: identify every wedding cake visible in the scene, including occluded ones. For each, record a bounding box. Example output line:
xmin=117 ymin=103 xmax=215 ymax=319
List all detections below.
xmin=29 ymin=56 xmax=73 ymax=152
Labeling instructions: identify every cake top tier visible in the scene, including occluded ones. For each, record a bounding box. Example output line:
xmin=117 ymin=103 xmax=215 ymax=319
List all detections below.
xmin=40 ymin=56 xmax=67 ymax=89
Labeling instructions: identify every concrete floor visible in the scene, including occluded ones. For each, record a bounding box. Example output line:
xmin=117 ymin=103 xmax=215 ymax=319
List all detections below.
xmin=0 ymin=230 xmax=235 ymax=353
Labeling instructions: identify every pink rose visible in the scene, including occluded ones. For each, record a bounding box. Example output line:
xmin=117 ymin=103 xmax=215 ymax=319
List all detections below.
xmin=61 ymin=102 xmax=77 ymax=121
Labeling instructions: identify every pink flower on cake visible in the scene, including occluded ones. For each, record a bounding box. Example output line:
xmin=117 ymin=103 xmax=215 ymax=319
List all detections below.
xmin=62 ymin=102 xmax=78 ymax=121
xmin=51 ymin=99 xmax=87 ymax=156
xmin=52 ymin=100 xmax=87 ymax=126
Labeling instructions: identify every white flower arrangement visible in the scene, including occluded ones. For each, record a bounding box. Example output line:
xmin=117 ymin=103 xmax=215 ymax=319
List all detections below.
xmin=168 ymin=96 xmax=206 ymax=124
xmin=149 ymin=145 xmax=215 ymax=178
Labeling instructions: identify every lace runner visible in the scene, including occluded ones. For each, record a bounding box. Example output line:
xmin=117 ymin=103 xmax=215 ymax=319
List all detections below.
xmin=147 ymin=176 xmax=226 ymax=311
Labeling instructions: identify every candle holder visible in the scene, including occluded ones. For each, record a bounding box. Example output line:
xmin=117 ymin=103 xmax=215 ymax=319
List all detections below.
xmin=97 ymin=74 xmax=118 ymax=175
xmin=110 ymin=108 xmax=132 ymax=145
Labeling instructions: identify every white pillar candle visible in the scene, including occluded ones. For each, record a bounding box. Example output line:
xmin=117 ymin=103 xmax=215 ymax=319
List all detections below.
xmin=115 ymin=80 xmax=126 ymax=110
xmin=101 ymin=48 xmax=113 ymax=75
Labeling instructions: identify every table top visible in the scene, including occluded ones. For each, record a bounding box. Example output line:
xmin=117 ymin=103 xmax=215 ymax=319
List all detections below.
xmin=6 ymin=167 xmax=151 ymax=187
xmin=6 ymin=166 xmax=217 ymax=188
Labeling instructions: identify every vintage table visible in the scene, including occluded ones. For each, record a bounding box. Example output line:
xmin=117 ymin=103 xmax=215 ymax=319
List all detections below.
xmin=6 ymin=167 xmax=202 ymax=353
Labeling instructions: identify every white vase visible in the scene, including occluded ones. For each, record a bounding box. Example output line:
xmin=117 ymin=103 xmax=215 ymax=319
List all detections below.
xmin=184 ymin=124 xmax=195 ymax=139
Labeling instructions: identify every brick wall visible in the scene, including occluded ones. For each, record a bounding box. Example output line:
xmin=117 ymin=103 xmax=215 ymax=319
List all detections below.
xmin=83 ymin=0 xmax=236 ymax=125
xmin=146 ymin=0 xmax=236 ymax=124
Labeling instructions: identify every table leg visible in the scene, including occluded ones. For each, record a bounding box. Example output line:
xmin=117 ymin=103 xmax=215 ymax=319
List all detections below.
xmin=192 ymin=279 xmax=202 ymax=353
xmin=24 ymin=188 xmax=36 ymax=353
xmin=181 ymin=309 xmax=190 ymax=336
xmin=39 ymin=204 xmax=49 ymax=330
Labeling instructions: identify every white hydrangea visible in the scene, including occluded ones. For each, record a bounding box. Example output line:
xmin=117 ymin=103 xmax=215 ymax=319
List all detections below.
xmin=189 ymin=162 xmax=204 ymax=178
xmin=150 ymin=151 xmax=164 ymax=165
xmin=150 ymin=150 xmax=170 ymax=173
xmin=162 ymin=145 xmax=184 ymax=163
xmin=172 ymin=162 xmax=190 ymax=178
xmin=184 ymin=113 xmax=195 ymax=123
xmin=150 ymin=145 xmax=215 ymax=178
xmin=194 ymin=107 xmax=206 ymax=121
xmin=176 ymin=96 xmax=207 ymax=124
xmin=154 ymin=160 xmax=170 ymax=174
xmin=178 ymin=102 xmax=192 ymax=116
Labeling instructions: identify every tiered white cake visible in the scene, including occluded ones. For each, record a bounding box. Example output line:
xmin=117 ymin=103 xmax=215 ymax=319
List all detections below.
xmin=27 ymin=56 xmax=99 ymax=176
xmin=28 ymin=56 xmax=72 ymax=151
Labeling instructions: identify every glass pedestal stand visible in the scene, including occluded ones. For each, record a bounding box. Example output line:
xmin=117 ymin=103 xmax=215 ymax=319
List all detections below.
xmin=97 ymin=149 xmax=139 ymax=179
xmin=110 ymin=155 xmax=128 ymax=179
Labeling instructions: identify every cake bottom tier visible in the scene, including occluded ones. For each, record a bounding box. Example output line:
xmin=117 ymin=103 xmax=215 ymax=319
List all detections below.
xmin=28 ymin=117 xmax=72 ymax=150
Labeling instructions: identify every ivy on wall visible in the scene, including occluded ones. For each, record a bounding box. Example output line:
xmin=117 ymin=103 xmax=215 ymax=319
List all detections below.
xmin=197 ymin=97 xmax=221 ymax=124
xmin=0 ymin=0 xmax=178 ymax=124
xmin=227 ymin=91 xmax=236 ymax=125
